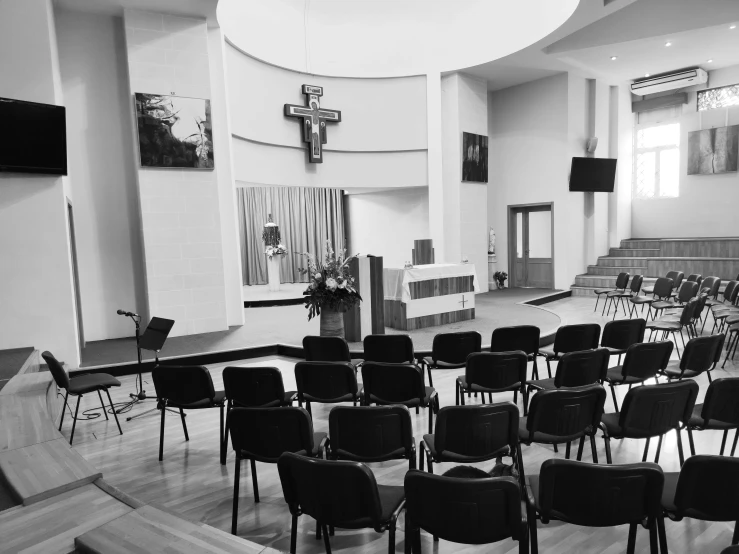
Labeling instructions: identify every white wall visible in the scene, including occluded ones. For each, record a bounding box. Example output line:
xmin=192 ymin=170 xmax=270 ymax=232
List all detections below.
xmin=632 ymin=65 xmax=739 ymax=238
xmin=0 ymin=0 xmax=80 ymax=367
xmin=56 ymin=10 xmax=147 ymax=341
xmin=345 ymin=188 xmax=429 ymax=269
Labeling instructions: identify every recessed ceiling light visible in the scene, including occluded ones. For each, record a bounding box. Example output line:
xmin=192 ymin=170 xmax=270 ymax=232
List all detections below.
xmin=707 ymin=59 xmax=713 ymax=63
xmin=645 ymin=73 xmax=650 ymax=77
xmin=731 ymin=25 xmax=736 ymax=30
xmin=665 ymin=42 xmax=672 ymax=47
xmin=610 ymin=56 xmax=617 ymax=61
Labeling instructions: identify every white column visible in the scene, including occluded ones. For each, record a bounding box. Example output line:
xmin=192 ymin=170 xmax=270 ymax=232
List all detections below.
xmin=426 ymin=71 xmax=446 ymax=261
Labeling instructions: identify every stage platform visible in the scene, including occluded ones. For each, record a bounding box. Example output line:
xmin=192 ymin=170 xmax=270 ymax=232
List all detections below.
xmin=78 ymin=288 xmax=566 ymax=373
xmin=243 ymin=282 xmax=305 ymax=307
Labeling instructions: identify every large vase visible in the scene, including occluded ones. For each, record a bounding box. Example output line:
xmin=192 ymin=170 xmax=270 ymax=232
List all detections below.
xmin=266 ymin=256 xmax=281 ymax=292
xmin=320 ymin=307 xmax=345 ymax=338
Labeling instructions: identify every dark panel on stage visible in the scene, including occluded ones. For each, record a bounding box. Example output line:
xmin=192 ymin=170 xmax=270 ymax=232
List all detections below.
xmin=412 ymin=239 xmax=434 ymax=265
xmin=408 ymin=276 xmax=475 ymax=299
xmin=344 ymin=256 xmax=385 ymax=342
xmin=369 ymin=256 xmax=384 ymax=335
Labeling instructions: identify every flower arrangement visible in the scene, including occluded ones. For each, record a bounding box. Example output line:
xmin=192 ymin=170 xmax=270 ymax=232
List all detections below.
xmin=299 ymin=241 xmax=362 ymax=320
xmin=494 ymin=270 xmax=508 ymax=289
xmin=265 ymin=244 xmax=287 ymax=259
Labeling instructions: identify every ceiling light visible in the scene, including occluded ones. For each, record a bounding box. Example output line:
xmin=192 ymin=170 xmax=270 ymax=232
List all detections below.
xmin=645 ymin=73 xmax=650 ymax=77
xmin=707 ymin=59 xmax=713 ymax=63
xmin=731 ymin=25 xmax=736 ymax=30
xmin=610 ymin=56 xmax=617 ymax=61
xmin=665 ymin=42 xmax=672 ymax=47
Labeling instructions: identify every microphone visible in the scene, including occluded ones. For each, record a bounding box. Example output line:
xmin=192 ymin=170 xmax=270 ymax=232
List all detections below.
xmin=117 ymin=309 xmax=139 ymax=317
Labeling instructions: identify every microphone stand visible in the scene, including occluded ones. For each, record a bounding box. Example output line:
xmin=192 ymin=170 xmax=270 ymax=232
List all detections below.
xmin=116 ymin=313 xmax=149 ymax=414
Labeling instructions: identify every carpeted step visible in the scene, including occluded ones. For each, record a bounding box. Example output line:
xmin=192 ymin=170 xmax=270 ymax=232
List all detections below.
xmin=621 ymin=239 xmax=661 ymax=249
xmin=597 ymin=257 xmax=651 ymax=268
xmin=586 ymin=265 xmax=648 ymax=276
xmin=609 ymin=248 xmax=661 ymax=257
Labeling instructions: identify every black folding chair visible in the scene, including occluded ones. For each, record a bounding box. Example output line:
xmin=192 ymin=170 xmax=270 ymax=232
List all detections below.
xmin=527 ymin=348 xmax=610 ymax=395
xmin=600 ymin=318 xmax=646 ymax=364
xmin=604 ymin=341 xmax=673 ymax=412
xmin=363 ymin=334 xmax=416 ymax=363
xmin=686 ymin=377 xmax=739 ymax=457
xmin=526 ymin=459 xmax=665 ymax=554
xmin=404 ymin=470 xmax=529 ymax=553
xmin=229 ymin=407 xmax=326 ymax=532
xmin=490 ymin=325 xmax=541 ymax=380
xmin=419 ymin=331 xmax=481 ymax=387
xmin=630 ymin=277 xmax=674 ymax=320
xmin=294 ymin=361 xmax=362 ymax=416
xmin=328 ymin=405 xmax=416 ymax=470
xmin=660 ymin=334 xmax=723 ymax=382
xmin=456 ymin=351 xmax=528 ymax=412
xmin=600 ymin=380 xmax=698 ymax=466
xmin=278 ymin=452 xmax=405 ymax=554
xmin=643 ymin=270 xmax=682 ymax=295
xmin=537 ymin=323 xmax=601 ymax=379
xmin=595 ymin=271 xmax=629 ymax=315
xmin=303 ymin=335 xmax=361 ymax=369
xmin=610 ymin=275 xmax=643 ymax=319
xmin=645 ymin=298 xmax=697 ymax=357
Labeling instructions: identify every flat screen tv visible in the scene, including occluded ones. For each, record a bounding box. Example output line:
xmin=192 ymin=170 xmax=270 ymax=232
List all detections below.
xmin=569 ymin=157 xmax=616 ymax=192
xmin=0 ymin=97 xmax=67 ymax=175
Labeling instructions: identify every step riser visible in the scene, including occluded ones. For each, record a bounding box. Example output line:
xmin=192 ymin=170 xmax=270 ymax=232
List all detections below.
xmin=609 ymin=249 xmax=661 ymax=257
xmin=571 ymin=287 xmax=597 ymax=297
xmin=598 ymin=258 xmax=649 ymax=268
xmin=587 ymin=266 xmax=648 ymax=276
xmin=621 ymin=240 xmax=661 ymax=249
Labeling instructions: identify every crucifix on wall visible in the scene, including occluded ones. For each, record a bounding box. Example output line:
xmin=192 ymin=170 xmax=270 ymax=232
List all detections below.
xmin=284 ymin=85 xmax=341 ymax=163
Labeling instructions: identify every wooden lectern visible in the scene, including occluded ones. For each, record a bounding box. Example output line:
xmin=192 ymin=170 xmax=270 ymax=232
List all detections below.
xmin=344 ymin=255 xmax=385 ymax=342
xmin=412 ymin=239 xmax=434 ymax=265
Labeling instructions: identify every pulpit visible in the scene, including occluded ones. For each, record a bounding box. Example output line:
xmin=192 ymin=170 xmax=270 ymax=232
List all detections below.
xmin=412 ymin=239 xmax=434 ymax=265
xmin=343 ymin=256 xmax=385 ymax=342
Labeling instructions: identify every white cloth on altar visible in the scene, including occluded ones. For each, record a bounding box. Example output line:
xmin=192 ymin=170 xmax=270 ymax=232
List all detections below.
xmin=383 ymin=263 xmax=480 ymax=302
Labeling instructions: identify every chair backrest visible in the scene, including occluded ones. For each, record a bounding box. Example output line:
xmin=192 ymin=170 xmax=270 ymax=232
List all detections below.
xmin=229 ymin=407 xmax=316 ymax=461
xmin=525 ymin=385 xmax=606 ymax=441
xmin=361 ymin=362 xmax=424 ymax=404
xmin=328 ymin=405 xmax=414 ymax=462
xmin=489 ymin=325 xmax=540 ymax=356
xmin=600 ymin=319 xmax=646 ymax=350
xmin=553 ymin=348 xmax=610 ymax=388
xmin=41 ymin=351 xmax=70 ymax=391
xmin=679 ymin=334 xmax=723 ymax=375
xmin=362 ymin=334 xmax=415 ymax=364
xmin=464 ymin=351 xmax=528 ymax=391
xmin=700 ymin=378 xmax=739 ymax=426
xmin=693 ymin=292 xmax=709 ymax=320
xmin=294 ymin=362 xmax=359 ymax=402
xmin=302 ymin=336 xmax=350 ymax=362
xmin=536 ymin=459 xmax=664 ymax=526
xmin=677 ymin=299 xmax=697 ymax=326
xmin=404 ymin=470 xmax=524 ymax=545
xmin=702 ymin=276 xmax=721 ymax=299
xmin=673 ymin=455 xmax=739 ymax=521
xmin=676 ymin=281 xmax=699 ymax=303
xmin=629 ymin=275 xmax=644 ymax=294
xmin=619 ymin=380 xmax=698 ymax=436
xmin=673 ymin=271 xmax=685 ymax=289
xmin=278 ymin=452 xmax=385 ymax=527
xmin=686 ymin=273 xmax=702 ymax=286
xmin=433 ymin=403 xmax=519 ymax=459
xmin=664 ymin=270 xmax=679 ymax=284
xmin=620 ymin=341 xmax=674 ymax=381
xmin=724 ymin=280 xmax=739 ymax=304
xmin=152 ymin=365 xmax=216 ymax=405
xmin=652 ymin=277 xmax=674 ymax=299
xmin=431 ymin=331 xmax=481 ymax=364
xmin=222 ymin=366 xmax=287 ymax=407
xmin=615 ymin=272 xmax=630 ymax=290
xmin=551 ymin=323 xmax=601 ymax=354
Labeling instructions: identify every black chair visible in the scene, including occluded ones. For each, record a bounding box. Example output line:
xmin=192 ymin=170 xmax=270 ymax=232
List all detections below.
xmin=645 ymin=298 xmax=697 ymax=357
xmin=490 ymin=325 xmax=541 ymax=380
xmin=643 ymin=270 xmax=682 ymax=295
xmin=527 ymin=348 xmax=610 ymax=394
xmin=600 ymin=318 xmax=646 ymax=363
xmin=594 ymin=271 xmax=629 ymax=315
xmin=604 ymin=341 xmax=674 ymax=412
xmin=526 ymin=459 xmax=665 ymax=554
xmin=404 ymin=470 xmax=529 ymax=553
xmin=229 ymin=407 xmax=326 ymax=533
xmin=420 ymin=403 xmax=524 ymax=481
xmin=420 ymin=331 xmax=481 ymax=387
xmin=671 ymin=273 xmax=702 ymax=298
xmin=537 ymin=323 xmax=601 ymax=379
xmin=152 ymin=365 xmax=226 ymax=463
xmin=651 ymin=281 xmax=698 ymax=321
xmin=710 ymin=280 xmax=739 ymax=332
xmin=328 ymin=405 xmax=416 ymax=470
xmin=42 ymin=351 xmax=122 ymax=446
xmin=660 ymin=334 xmax=723 ymax=382
xmin=707 ymin=279 xmax=738 ymax=309
xmin=661 ymin=455 xmax=739 ymax=550
xmin=609 ymin=275 xmax=644 ymax=319
xmin=363 ymin=334 xmax=415 ymax=364
xmin=361 ymin=362 xmax=439 ymax=433
xmin=520 ymin=384 xmax=606 ymax=462
xmin=294 ymin=361 xmax=362 ymax=416
xmin=702 ymin=276 xmax=723 ymax=301
xmin=600 ymin=380 xmax=698 ymax=465
xmin=303 ymin=335 xmax=361 ymax=368
xmin=456 ymin=351 xmax=528 ymax=412
xmin=278 ymin=452 xmax=405 ymax=554
xmin=686 ymin=377 xmax=739 ymax=457
xmin=630 ymin=277 xmax=673 ymax=320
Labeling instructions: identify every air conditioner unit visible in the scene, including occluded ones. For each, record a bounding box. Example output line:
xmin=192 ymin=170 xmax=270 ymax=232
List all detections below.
xmin=631 ymin=68 xmax=708 ymax=96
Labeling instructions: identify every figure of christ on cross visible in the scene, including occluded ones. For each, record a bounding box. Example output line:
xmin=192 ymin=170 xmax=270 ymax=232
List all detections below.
xmin=284 ymin=85 xmax=341 ymax=163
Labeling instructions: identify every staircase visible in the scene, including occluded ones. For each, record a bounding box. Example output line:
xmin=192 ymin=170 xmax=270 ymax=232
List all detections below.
xmin=572 ymin=240 xmax=660 ymax=297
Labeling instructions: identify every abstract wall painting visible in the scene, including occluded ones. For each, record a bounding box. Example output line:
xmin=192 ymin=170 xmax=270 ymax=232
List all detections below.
xmin=687 ymin=124 xmax=739 ymax=175
xmin=462 ymin=132 xmax=488 ymax=183
xmin=134 ymin=93 xmax=214 ymax=169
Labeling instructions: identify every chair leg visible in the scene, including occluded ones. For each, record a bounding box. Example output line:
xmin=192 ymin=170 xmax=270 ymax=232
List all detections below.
xmin=733 ymin=520 xmax=739 ymax=545
xmin=290 ymin=514 xmax=298 ymax=554
xmin=565 ymin=441 xmax=571 ymax=459
xmin=426 ymin=366 xmax=434 ymax=388
xmin=721 ymin=429 xmax=729 ymax=455
xmin=648 ymin=518 xmax=658 ymax=554
xmin=546 ymin=358 xmax=552 ymax=379
xmin=105 ymin=388 xmax=123 ymax=436
xmin=604 ymin=435 xmax=613 ymax=464
xmin=428 ymin=406 xmax=433 ymax=435
xmin=455 ymin=382 xmax=459 ymax=406
xmin=532 ymin=358 xmax=539 ymax=381
xmin=322 ymin=524 xmax=332 ymax=553
xmin=657 ymin=516 xmax=668 ymax=554
xmin=159 ymin=404 xmax=165 ymax=461
xmin=231 ymin=456 xmax=240 ymax=535
xmin=250 ymin=458 xmax=260 ymax=503
xmin=97 ymin=390 xmax=109 ymax=420
xmin=642 ymin=437 xmax=651 ymax=462
xmin=179 ymin=408 xmax=189 ymax=441
xmin=590 ymin=434 xmax=599 ymax=464
xmin=654 ymin=434 xmax=663 ymax=464
xmin=576 ymin=436 xmax=584 ymax=461
xmin=306 ymin=401 xmax=312 ymax=416
xmin=610 ymin=384 xmax=620 ymax=413
xmin=732 ymin=429 xmax=739 ymax=457
xmin=688 ymin=428 xmax=696 ymax=456
xmin=59 ymin=391 xmax=69 ymax=431
xmin=388 ymin=522 xmax=396 ymax=554
xmin=595 ymin=295 xmax=600 ymax=313
xmin=676 ymin=427 xmax=685 ymax=466
xmin=627 ymin=522 xmax=637 ymax=554
xmin=553 ymin=443 xmax=558 ymax=453
xmin=69 ymin=395 xmax=82 ymax=446
xmin=418 ymin=442 xmax=424 ymax=472
xmin=220 ymin=404 xmax=226 ymax=465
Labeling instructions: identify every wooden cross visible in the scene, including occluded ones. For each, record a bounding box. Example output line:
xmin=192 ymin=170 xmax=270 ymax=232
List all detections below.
xmin=459 ymin=295 xmax=468 ymax=309
xmin=284 ymin=85 xmax=341 ymax=163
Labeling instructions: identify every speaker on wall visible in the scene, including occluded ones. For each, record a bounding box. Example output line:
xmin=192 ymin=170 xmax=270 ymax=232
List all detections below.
xmin=586 ymin=137 xmax=599 ymax=154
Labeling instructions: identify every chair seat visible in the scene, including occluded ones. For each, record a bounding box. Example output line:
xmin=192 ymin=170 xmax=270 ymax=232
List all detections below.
xmin=423 ymin=434 xmax=509 ymax=463
xmin=604 ymin=346 xmax=627 ymax=356
xmin=705 ymin=299 xmax=721 ymax=307
xmin=456 ymin=376 xmax=519 ymax=394
xmin=168 ymin=390 xmax=226 ymax=409
xmin=661 ymin=364 xmax=702 ymax=379
xmin=233 ymin=390 xmax=297 ymax=408
xmin=612 ymin=291 xmax=636 ymax=299
xmin=687 ymin=404 xmax=739 ymax=430
xmin=527 ymin=378 xmax=556 ymax=391
xmin=304 ymin=386 xmax=363 ymax=404
xmin=600 ymin=413 xmax=624 ymax=437
xmin=366 ymin=387 xmax=436 ymax=408
xmin=646 ymin=320 xmax=682 ymax=331
xmin=67 ymin=373 xmax=121 ymax=395
xmin=242 ymin=431 xmax=327 ymax=462
xmin=336 ymin=484 xmax=405 ymax=529
xmin=604 ymin=366 xmax=649 ymax=385
xmin=651 ymin=300 xmax=674 ymax=310
xmin=423 ymin=357 xmax=466 ymax=369
xmin=630 ymin=296 xmax=654 ymax=305
xmin=642 ymin=286 xmax=655 ymax=295
xmin=595 ymin=288 xmax=614 ymax=295
xmin=518 ymin=416 xmax=586 ymax=444
xmin=538 ymin=346 xmax=557 ymax=359
xmin=660 ymin=471 xmax=724 ymax=521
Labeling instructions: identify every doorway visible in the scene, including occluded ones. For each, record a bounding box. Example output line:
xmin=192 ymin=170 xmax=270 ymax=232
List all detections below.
xmin=508 ymin=203 xmax=554 ymax=289
xmin=67 ymin=200 xmax=85 ymax=351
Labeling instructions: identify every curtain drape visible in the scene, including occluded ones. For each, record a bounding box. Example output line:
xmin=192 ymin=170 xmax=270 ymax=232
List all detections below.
xmin=237 ymin=186 xmax=346 ymax=286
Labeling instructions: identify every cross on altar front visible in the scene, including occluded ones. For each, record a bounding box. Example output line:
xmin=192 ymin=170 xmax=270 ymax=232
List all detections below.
xmin=284 ymin=85 xmax=341 ymax=163
xmin=459 ymin=295 xmax=468 ymax=309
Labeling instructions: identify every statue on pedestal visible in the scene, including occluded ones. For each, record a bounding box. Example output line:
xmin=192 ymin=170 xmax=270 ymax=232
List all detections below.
xmin=488 ymin=228 xmax=496 ymax=255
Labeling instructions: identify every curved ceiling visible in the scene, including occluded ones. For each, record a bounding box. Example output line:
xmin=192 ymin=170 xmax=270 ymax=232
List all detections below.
xmin=217 ymin=0 xmax=580 ymax=78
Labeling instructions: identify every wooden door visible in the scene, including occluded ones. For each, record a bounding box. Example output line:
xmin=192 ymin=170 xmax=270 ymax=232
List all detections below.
xmin=509 ymin=205 xmax=553 ymax=289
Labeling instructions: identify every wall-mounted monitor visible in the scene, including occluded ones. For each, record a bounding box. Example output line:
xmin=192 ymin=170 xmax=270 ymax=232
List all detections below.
xmin=0 ymin=97 xmax=67 ymax=175
xmin=569 ymin=157 xmax=616 ymax=192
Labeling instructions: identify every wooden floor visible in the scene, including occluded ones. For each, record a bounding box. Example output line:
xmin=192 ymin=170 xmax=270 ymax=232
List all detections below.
xmin=71 ymin=297 xmax=739 ymax=553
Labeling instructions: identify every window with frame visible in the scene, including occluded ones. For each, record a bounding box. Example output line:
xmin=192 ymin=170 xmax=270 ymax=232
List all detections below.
xmin=633 ymin=122 xmax=680 ymax=198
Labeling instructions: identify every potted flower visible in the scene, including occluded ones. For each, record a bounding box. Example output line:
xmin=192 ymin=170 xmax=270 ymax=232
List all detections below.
xmin=299 ymin=241 xmax=362 ymax=337
xmin=494 ymin=270 xmax=508 ymax=289
xmin=265 ymin=244 xmax=287 ymax=259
